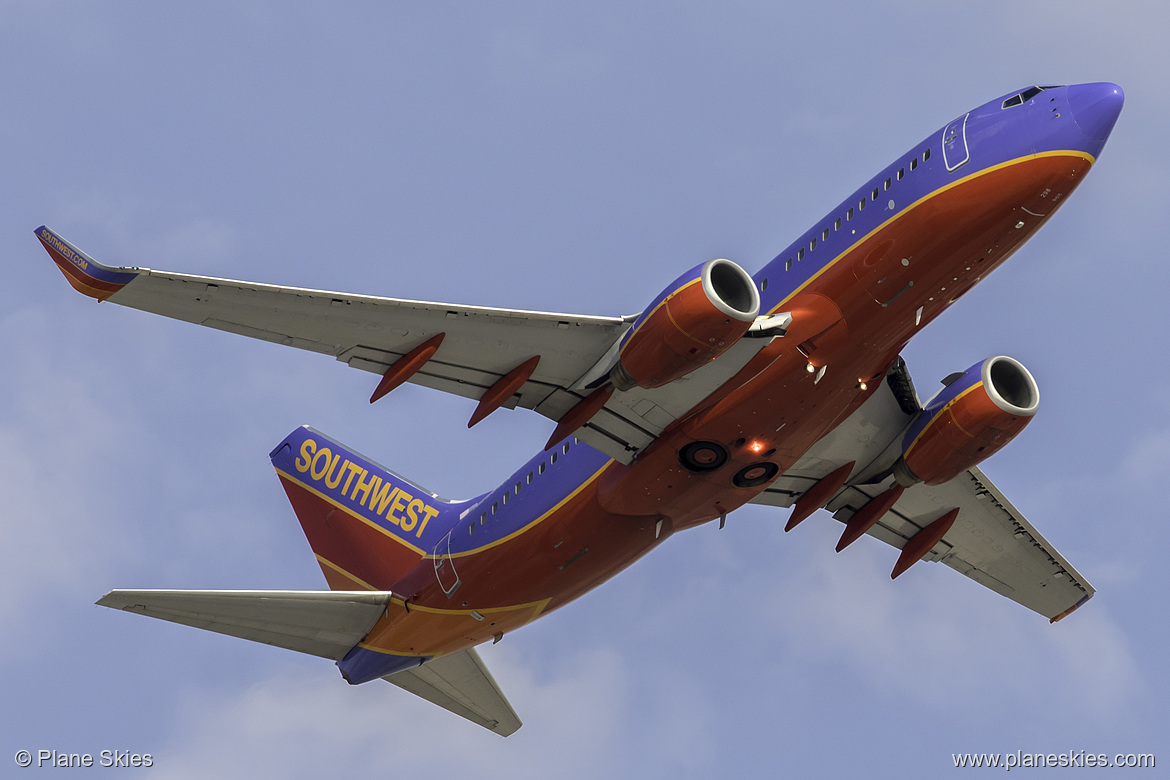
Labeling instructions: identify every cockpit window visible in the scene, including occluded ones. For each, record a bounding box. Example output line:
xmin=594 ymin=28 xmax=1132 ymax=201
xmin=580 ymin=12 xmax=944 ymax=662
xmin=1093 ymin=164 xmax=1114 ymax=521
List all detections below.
xmin=1001 ymin=85 xmax=1053 ymax=109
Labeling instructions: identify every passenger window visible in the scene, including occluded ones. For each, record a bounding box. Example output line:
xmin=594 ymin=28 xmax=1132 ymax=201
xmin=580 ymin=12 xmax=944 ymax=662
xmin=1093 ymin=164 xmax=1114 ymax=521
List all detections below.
xmin=834 ymin=218 xmax=841 ymax=230
xmin=884 ymin=178 xmax=891 ymax=190
xmin=515 ymin=481 xmax=521 ymax=494
xmin=847 ymin=207 xmax=854 ymax=220
xmin=785 ymin=258 xmax=792 ymax=271
xmin=562 ymin=442 xmax=570 ymax=455
xmin=860 ymin=198 xmax=866 ymax=211
xmin=492 ymin=502 xmax=498 ymax=514
xmin=797 ymin=248 xmax=805 ymax=261
xmin=822 ymin=228 xmax=829 ymax=241
xmin=871 ymin=187 xmax=879 ymax=200
xmin=479 ymin=512 xmax=486 ymax=525
xmin=810 ymin=237 xmax=816 ymax=251
xmin=503 ymin=492 xmax=509 ymax=505
xmin=761 ymin=278 xmax=769 ymax=290
xmin=538 ymin=462 xmax=546 ymax=475
xmin=910 ymin=158 xmax=918 ymax=171
xmin=923 ymin=148 xmax=931 ymax=161
xmin=897 ymin=168 xmax=904 ymax=180
xmin=551 ymin=452 xmax=558 ymax=464
xmin=526 ymin=471 xmax=533 ymax=484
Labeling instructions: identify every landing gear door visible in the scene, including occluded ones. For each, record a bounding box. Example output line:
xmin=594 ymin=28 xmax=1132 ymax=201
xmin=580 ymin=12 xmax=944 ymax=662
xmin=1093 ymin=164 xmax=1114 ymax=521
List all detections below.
xmin=433 ymin=530 xmax=461 ymax=598
xmin=942 ymin=113 xmax=970 ymax=172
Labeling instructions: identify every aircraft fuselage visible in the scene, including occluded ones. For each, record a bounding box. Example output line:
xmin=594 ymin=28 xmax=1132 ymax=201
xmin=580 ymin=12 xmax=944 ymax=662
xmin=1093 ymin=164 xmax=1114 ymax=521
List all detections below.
xmin=271 ymin=83 xmax=1123 ymax=683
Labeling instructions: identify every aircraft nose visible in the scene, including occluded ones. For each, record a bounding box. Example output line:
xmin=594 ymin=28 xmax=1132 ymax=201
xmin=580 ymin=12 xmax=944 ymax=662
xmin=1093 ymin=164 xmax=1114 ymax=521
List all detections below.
xmin=1066 ymin=82 xmax=1124 ymax=153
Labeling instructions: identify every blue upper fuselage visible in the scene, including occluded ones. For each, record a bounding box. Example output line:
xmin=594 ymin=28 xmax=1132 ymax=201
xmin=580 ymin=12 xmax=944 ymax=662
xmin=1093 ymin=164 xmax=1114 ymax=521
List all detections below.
xmin=753 ymin=82 xmax=1124 ymax=311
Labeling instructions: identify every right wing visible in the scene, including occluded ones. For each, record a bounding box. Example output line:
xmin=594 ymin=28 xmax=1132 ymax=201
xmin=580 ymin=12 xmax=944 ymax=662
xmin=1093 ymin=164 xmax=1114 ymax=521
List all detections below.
xmin=752 ymin=362 xmax=1094 ymax=622
xmin=37 ymin=225 xmax=630 ymax=417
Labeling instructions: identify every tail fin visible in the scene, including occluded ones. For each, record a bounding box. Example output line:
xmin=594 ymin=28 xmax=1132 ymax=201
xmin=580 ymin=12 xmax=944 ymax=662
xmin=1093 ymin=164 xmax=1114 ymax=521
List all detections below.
xmin=270 ymin=426 xmax=464 ymax=591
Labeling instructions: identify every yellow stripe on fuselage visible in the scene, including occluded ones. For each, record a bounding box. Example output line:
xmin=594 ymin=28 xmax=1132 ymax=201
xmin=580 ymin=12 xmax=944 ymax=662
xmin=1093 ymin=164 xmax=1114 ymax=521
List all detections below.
xmin=428 ymin=460 xmax=614 ymax=560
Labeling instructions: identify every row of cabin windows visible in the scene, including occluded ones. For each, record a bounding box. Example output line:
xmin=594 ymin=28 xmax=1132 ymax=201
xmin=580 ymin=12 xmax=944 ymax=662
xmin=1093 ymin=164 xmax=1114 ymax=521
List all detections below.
xmin=761 ymin=148 xmax=932 ymax=286
xmin=470 ymin=438 xmax=578 ymax=534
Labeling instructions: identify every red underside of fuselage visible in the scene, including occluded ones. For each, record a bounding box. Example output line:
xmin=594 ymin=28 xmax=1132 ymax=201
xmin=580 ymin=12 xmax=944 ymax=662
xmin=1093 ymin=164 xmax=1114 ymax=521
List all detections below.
xmin=346 ymin=152 xmax=1093 ymax=659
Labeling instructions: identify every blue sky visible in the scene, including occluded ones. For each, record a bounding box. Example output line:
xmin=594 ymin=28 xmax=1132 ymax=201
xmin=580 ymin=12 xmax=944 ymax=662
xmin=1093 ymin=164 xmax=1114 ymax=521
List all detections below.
xmin=3 ymin=2 xmax=1166 ymax=777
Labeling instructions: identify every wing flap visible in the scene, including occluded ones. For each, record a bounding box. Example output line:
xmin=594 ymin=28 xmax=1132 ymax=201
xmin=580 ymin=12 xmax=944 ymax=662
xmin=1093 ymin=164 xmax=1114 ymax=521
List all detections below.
xmin=96 ymin=589 xmax=394 ymax=660
xmin=384 ymin=648 xmax=523 ymax=737
xmin=821 ymin=469 xmax=1094 ymax=620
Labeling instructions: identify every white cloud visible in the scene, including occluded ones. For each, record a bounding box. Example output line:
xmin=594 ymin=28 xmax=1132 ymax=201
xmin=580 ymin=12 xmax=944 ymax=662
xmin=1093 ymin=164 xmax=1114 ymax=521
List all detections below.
xmin=149 ymin=645 xmax=631 ymax=780
xmin=0 ymin=308 xmax=136 ymax=634
xmin=764 ymin=521 xmax=1141 ymax=721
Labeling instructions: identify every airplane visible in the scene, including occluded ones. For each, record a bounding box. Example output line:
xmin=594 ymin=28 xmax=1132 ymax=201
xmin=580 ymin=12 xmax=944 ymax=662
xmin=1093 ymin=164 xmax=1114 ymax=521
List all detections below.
xmin=37 ymin=81 xmax=1124 ymax=736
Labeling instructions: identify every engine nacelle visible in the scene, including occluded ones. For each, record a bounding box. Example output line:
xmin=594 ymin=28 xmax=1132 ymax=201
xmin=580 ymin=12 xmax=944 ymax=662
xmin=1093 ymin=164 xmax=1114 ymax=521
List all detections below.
xmin=894 ymin=356 xmax=1039 ymax=486
xmin=612 ymin=259 xmax=760 ymax=390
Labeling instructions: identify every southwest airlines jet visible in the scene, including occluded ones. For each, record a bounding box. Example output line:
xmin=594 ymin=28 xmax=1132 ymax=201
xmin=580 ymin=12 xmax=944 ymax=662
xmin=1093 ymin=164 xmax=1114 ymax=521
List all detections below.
xmin=37 ymin=82 xmax=1123 ymax=736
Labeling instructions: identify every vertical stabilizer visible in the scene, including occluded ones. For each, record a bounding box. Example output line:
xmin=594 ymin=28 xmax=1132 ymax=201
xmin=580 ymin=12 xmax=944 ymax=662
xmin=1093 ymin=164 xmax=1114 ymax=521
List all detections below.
xmin=270 ymin=426 xmax=466 ymax=591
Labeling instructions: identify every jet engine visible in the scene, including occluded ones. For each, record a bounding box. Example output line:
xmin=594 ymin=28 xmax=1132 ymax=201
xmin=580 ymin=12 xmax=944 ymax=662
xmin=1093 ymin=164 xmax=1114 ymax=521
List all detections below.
xmin=611 ymin=259 xmax=760 ymax=390
xmin=893 ymin=356 xmax=1039 ymax=486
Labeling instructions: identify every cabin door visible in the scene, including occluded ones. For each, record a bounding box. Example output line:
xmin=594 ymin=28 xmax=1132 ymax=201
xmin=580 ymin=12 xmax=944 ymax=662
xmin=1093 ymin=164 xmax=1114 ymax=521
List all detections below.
xmin=433 ymin=530 xmax=462 ymax=598
xmin=942 ymin=113 xmax=970 ymax=171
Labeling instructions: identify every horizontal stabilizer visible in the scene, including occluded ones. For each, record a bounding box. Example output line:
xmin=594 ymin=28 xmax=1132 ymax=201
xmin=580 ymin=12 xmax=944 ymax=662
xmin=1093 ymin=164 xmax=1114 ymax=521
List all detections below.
xmin=98 ymin=589 xmax=524 ymax=735
xmin=385 ymin=647 xmax=523 ymax=736
xmin=96 ymin=589 xmax=393 ymax=660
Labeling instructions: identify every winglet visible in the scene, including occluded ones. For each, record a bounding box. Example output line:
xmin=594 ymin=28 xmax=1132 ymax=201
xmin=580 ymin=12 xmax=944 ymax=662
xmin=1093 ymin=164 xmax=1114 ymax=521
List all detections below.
xmin=1049 ymin=593 xmax=1092 ymax=624
xmin=35 ymin=226 xmax=139 ymax=301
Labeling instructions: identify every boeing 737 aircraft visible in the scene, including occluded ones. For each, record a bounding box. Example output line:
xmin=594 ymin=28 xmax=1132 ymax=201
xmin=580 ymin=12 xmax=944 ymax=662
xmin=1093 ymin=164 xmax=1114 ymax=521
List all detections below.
xmin=38 ymin=82 xmax=1123 ymax=736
